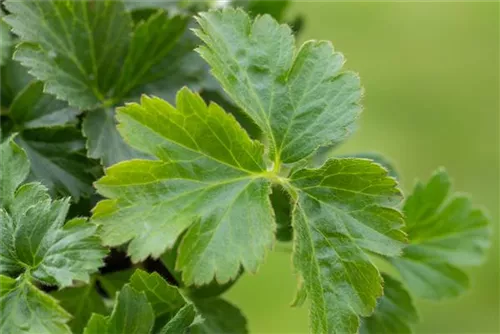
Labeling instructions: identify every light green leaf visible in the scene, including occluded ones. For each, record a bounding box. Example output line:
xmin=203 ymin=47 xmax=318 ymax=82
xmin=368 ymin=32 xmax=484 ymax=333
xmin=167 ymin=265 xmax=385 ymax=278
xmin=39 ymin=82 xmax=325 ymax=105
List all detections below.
xmin=15 ymin=127 xmax=98 ymax=200
xmin=0 ymin=275 xmax=72 ymax=334
xmin=9 ymin=81 xmax=80 ymax=129
xmin=129 ymin=269 xmax=186 ymax=317
xmin=191 ymin=298 xmax=248 ymax=334
xmin=5 ymin=1 xmax=188 ymax=109
xmin=92 ymin=88 xmax=275 ymax=285
xmin=391 ymin=169 xmax=490 ymax=299
xmin=0 ymin=138 xmax=29 ymax=207
xmin=360 ymin=274 xmax=418 ymax=334
xmin=83 ymin=109 xmax=149 ymax=166
xmin=52 ymin=282 xmax=107 ymax=334
xmin=290 ymin=158 xmax=406 ymax=333
xmin=195 ymin=8 xmax=361 ymax=164
xmin=159 ymin=303 xmax=197 ymax=334
xmin=83 ymin=314 xmax=108 ymax=334
xmin=84 ymin=284 xmax=155 ymax=334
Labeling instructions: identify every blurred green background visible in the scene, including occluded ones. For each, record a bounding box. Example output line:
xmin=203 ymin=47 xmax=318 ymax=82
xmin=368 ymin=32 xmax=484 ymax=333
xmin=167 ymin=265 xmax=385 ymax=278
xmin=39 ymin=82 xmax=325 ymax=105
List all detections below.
xmin=225 ymin=2 xmax=500 ymax=333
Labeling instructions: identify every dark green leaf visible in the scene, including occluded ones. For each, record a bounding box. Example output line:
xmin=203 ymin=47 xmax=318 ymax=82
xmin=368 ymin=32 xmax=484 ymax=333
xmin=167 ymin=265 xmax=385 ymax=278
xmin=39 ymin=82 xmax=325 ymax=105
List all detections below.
xmin=159 ymin=303 xmax=197 ymax=334
xmin=52 ymin=282 xmax=107 ymax=334
xmin=360 ymin=274 xmax=418 ymax=334
xmin=191 ymin=298 xmax=248 ymax=334
xmin=98 ymin=268 xmax=135 ymax=298
xmin=83 ymin=109 xmax=149 ymax=166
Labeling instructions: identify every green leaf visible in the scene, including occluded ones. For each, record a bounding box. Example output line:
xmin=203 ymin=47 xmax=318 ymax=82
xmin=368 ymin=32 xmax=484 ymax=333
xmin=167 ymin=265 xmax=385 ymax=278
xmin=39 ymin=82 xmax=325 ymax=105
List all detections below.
xmin=84 ymin=284 xmax=155 ymax=334
xmin=83 ymin=109 xmax=149 ymax=166
xmin=290 ymin=158 xmax=406 ymax=333
xmin=0 ymin=138 xmax=29 ymax=207
xmin=0 ymin=141 xmax=106 ymax=287
xmin=391 ymin=169 xmax=490 ymax=299
xmin=232 ymin=0 xmax=290 ymax=21
xmin=51 ymin=282 xmax=107 ymax=334
xmin=5 ymin=1 xmax=188 ymax=109
xmin=98 ymin=268 xmax=136 ymax=298
xmin=4 ymin=0 xmax=132 ymax=109
xmin=129 ymin=269 xmax=186 ymax=317
xmin=360 ymin=274 xmax=418 ymax=334
xmin=270 ymin=185 xmax=293 ymax=242
xmin=92 ymin=88 xmax=275 ymax=285
xmin=191 ymin=298 xmax=248 ymax=334
xmin=195 ymin=8 xmax=361 ymax=164
xmin=159 ymin=303 xmax=197 ymax=334
xmin=15 ymin=127 xmax=98 ymax=200
xmin=0 ymin=14 xmax=12 ymax=67
xmin=9 ymin=81 xmax=80 ymax=129
xmin=0 ymin=275 xmax=72 ymax=334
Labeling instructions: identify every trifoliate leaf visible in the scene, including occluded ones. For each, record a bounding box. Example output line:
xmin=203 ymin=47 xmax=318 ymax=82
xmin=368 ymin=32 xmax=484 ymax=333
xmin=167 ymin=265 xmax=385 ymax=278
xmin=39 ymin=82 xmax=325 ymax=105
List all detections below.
xmin=191 ymin=298 xmax=248 ymax=334
xmin=0 ymin=138 xmax=29 ymax=207
xmin=52 ymin=282 xmax=107 ymax=334
xmin=84 ymin=285 xmax=155 ymax=334
xmin=129 ymin=269 xmax=186 ymax=317
xmin=83 ymin=109 xmax=149 ymax=166
xmin=360 ymin=274 xmax=418 ymax=334
xmin=0 ymin=274 xmax=72 ymax=334
xmin=159 ymin=303 xmax=198 ymax=334
xmin=391 ymin=169 xmax=490 ymax=299
xmin=15 ymin=127 xmax=98 ymax=200
xmin=232 ymin=0 xmax=290 ymax=21
xmin=92 ymin=88 xmax=275 ymax=285
xmin=195 ymin=8 xmax=362 ymax=164
xmin=4 ymin=0 xmax=188 ymax=109
xmin=290 ymin=158 xmax=406 ymax=333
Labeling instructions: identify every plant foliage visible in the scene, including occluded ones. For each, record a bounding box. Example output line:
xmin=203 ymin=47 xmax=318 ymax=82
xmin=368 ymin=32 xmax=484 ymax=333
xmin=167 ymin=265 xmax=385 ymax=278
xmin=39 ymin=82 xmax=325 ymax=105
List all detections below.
xmin=0 ymin=1 xmax=490 ymax=333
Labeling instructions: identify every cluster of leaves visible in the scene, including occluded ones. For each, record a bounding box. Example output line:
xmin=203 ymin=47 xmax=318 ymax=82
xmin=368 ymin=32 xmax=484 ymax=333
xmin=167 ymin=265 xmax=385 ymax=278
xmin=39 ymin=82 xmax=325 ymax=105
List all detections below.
xmin=0 ymin=1 xmax=491 ymax=333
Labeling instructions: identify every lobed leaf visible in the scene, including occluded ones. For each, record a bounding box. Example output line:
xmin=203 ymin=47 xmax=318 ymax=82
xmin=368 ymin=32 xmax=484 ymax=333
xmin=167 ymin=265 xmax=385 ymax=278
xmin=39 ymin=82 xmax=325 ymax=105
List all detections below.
xmin=195 ymin=8 xmax=362 ymax=164
xmin=290 ymin=158 xmax=406 ymax=333
xmin=92 ymin=88 xmax=275 ymax=285
xmin=391 ymin=169 xmax=490 ymax=299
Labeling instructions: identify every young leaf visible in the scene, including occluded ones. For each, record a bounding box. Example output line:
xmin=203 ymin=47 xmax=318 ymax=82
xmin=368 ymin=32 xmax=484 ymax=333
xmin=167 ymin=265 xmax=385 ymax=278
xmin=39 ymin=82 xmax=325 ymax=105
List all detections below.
xmin=83 ymin=109 xmax=149 ymax=166
xmin=360 ymin=274 xmax=418 ymax=334
xmin=290 ymin=158 xmax=406 ymax=333
xmin=92 ymin=88 xmax=275 ymax=285
xmin=195 ymin=8 xmax=362 ymax=164
xmin=4 ymin=0 xmax=187 ymax=109
xmin=84 ymin=285 xmax=155 ymax=334
xmin=191 ymin=298 xmax=248 ymax=334
xmin=391 ymin=169 xmax=490 ymax=299
xmin=0 ymin=275 xmax=72 ymax=334
xmin=52 ymin=282 xmax=107 ymax=334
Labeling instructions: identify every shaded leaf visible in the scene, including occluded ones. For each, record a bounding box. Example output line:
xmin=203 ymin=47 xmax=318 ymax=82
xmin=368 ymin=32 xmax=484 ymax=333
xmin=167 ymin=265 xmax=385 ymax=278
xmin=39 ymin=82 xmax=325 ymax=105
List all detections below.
xmin=360 ymin=274 xmax=418 ymax=334
xmin=191 ymin=298 xmax=248 ymax=334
